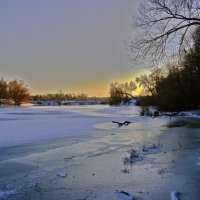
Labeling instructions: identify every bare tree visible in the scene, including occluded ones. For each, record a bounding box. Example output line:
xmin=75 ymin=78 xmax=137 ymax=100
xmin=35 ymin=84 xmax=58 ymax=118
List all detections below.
xmin=0 ymin=78 xmax=8 ymax=99
xmin=129 ymin=0 xmax=200 ymax=65
xmin=8 ymin=80 xmax=30 ymax=106
xmin=56 ymin=89 xmax=65 ymax=101
xmin=109 ymin=81 xmax=137 ymax=105
xmin=136 ymin=68 xmax=164 ymax=95
xmin=118 ymin=81 xmax=137 ymax=98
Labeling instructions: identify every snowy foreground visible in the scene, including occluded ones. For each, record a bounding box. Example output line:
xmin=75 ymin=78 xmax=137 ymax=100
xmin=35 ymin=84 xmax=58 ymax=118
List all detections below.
xmin=0 ymin=105 xmax=200 ymax=199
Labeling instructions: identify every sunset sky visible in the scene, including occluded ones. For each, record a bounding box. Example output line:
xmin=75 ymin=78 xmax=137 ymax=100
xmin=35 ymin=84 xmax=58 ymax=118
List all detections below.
xmin=0 ymin=0 xmax=141 ymax=96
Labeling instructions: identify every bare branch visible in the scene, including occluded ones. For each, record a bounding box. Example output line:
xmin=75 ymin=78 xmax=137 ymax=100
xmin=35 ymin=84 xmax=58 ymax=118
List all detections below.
xmin=129 ymin=0 xmax=200 ymax=66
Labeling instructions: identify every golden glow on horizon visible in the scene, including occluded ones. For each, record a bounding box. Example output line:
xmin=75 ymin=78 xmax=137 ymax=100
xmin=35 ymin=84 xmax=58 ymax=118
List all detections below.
xmin=30 ymin=82 xmax=110 ymax=97
xmin=30 ymin=73 xmax=144 ymax=97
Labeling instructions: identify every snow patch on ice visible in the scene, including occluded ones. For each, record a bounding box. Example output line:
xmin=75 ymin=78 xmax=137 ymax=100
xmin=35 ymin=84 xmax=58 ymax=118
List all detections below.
xmin=0 ymin=189 xmax=17 ymax=198
xmin=57 ymin=171 xmax=67 ymax=178
xmin=115 ymin=190 xmax=135 ymax=200
xmin=170 ymin=191 xmax=180 ymax=200
xmin=139 ymin=144 xmax=161 ymax=155
xmin=123 ymin=149 xmax=144 ymax=164
xmin=123 ymin=143 xmax=161 ymax=164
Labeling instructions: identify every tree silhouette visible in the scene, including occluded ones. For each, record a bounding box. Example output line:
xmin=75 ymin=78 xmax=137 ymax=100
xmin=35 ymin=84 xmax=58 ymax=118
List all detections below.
xmin=0 ymin=78 xmax=8 ymax=99
xmin=129 ymin=0 xmax=200 ymax=65
xmin=8 ymin=80 xmax=30 ymax=106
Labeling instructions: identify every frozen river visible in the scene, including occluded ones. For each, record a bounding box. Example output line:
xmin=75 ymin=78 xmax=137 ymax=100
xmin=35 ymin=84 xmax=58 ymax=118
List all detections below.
xmin=0 ymin=105 xmax=200 ymax=199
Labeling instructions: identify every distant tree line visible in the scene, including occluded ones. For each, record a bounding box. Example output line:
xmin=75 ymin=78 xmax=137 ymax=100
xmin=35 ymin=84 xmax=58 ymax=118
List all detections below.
xmin=32 ymin=90 xmax=108 ymax=102
xmin=0 ymin=78 xmax=30 ymax=106
xmin=0 ymin=78 xmax=109 ymax=106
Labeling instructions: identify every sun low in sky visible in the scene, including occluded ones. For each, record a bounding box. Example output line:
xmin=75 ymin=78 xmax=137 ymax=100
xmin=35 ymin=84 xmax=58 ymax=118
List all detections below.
xmin=0 ymin=0 xmax=141 ymax=97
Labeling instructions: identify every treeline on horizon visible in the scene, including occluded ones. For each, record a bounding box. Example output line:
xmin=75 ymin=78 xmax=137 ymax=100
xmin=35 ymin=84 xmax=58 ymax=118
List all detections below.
xmin=32 ymin=91 xmax=108 ymax=102
xmin=109 ymin=27 xmax=200 ymax=111
xmin=0 ymin=79 xmax=108 ymax=106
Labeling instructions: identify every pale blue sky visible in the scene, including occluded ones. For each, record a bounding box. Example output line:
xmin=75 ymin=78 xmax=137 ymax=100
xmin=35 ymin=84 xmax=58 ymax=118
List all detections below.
xmin=0 ymin=0 xmax=140 ymax=96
